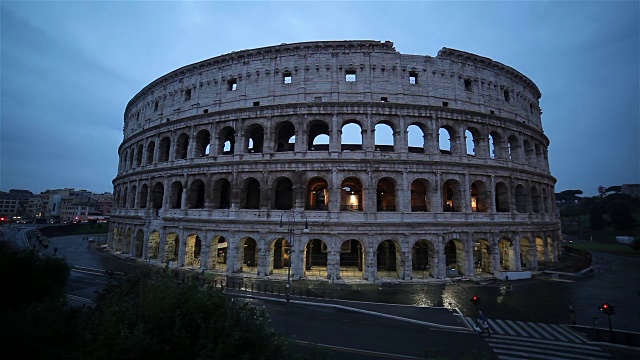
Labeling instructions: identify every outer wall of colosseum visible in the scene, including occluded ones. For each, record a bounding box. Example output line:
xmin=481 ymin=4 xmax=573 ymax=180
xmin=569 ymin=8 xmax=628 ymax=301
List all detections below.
xmin=110 ymin=40 xmax=561 ymax=282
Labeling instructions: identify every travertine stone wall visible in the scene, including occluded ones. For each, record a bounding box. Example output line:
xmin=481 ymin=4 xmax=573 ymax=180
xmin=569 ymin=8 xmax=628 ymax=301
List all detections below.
xmin=110 ymin=41 xmax=560 ymax=282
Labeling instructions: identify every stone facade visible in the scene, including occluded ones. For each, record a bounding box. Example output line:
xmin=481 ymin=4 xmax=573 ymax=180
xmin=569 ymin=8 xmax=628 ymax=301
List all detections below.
xmin=110 ymin=40 xmax=561 ymax=282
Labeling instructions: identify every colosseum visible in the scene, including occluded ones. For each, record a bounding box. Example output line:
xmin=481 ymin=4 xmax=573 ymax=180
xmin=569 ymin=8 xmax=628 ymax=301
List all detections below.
xmin=109 ymin=40 xmax=561 ymax=283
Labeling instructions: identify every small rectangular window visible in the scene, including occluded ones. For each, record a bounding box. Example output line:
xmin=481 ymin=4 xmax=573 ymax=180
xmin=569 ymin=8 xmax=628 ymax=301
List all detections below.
xmin=503 ymin=89 xmax=510 ymax=102
xmin=442 ymin=101 xmax=449 ymax=107
xmin=490 ymin=110 xmax=495 ymax=115
xmin=253 ymin=101 xmax=260 ymax=107
xmin=203 ymin=109 xmax=208 ymax=114
xmin=283 ymin=72 xmax=292 ymax=84
xmin=409 ymin=71 xmax=418 ymax=84
xmin=314 ymin=96 xmax=323 ymax=102
xmin=380 ymin=97 xmax=388 ymax=102
xmin=228 ymin=79 xmax=237 ymax=91
xmin=345 ymin=70 xmax=356 ymax=82
xmin=154 ymin=101 xmax=159 ymax=111
xmin=529 ymin=103 xmax=533 ymax=114
xmin=464 ymin=79 xmax=472 ymax=92
xmin=184 ymin=89 xmax=191 ymax=101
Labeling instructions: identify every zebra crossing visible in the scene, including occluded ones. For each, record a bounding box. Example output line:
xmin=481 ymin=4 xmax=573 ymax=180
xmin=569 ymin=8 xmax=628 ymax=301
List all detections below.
xmin=464 ymin=316 xmax=586 ymax=342
xmin=464 ymin=317 xmax=612 ymax=360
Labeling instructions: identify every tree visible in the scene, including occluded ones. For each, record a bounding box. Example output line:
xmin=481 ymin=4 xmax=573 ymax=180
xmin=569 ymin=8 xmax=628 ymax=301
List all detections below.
xmin=608 ymin=199 xmax=636 ymax=231
xmin=598 ymin=186 xmax=607 ymax=197
xmin=589 ymin=205 xmax=607 ymax=230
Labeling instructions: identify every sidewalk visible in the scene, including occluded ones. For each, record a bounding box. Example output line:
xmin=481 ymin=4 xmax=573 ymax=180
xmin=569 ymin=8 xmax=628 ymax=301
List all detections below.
xmin=225 ymin=287 xmax=473 ymax=331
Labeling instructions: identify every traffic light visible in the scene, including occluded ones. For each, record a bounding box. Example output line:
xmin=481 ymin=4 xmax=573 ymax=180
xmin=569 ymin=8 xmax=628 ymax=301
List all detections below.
xmin=471 ymin=295 xmax=480 ymax=305
xmin=599 ymin=303 xmax=616 ymax=315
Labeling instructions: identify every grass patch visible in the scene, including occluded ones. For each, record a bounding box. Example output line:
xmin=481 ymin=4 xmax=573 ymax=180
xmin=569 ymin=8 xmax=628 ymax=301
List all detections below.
xmin=565 ymin=241 xmax=640 ymax=257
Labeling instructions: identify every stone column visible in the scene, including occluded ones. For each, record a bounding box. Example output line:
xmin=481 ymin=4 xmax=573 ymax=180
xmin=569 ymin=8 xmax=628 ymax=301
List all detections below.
xmin=364 ymin=241 xmax=376 ymax=281
xmin=153 ymin=135 xmax=160 ymax=163
xmin=433 ymin=172 xmax=442 ymax=212
xmin=400 ymin=171 xmax=408 ymax=212
xmin=158 ymin=229 xmax=167 ymax=263
xmin=513 ymin=236 xmax=522 ymax=271
xmin=169 ymin=132 xmax=176 ymax=161
xmin=436 ymin=238 xmax=447 ymax=279
xmin=181 ymin=182 xmax=188 ymax=210
xmin=489 ymin=176 xmax=496 ymax=213
xmin=465 ymin=234 xmax=475 ymax=276
xmin=327 ymin=249 xmax=340 ymax=281
xmin=177 ymin=229 xmax=186 ymax=267
xmin=463 ymin=173 xmax=471 ymax=212
xmin=330 ymin=114 xmax=340 ymax=153
xmin=226 ymin=235 xmax=238 ymax=274
xmin=256 ymin=235 xmax=269 ymax=277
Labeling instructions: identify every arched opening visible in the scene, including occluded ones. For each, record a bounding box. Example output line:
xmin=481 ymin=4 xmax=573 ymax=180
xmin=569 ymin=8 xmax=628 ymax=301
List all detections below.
xmin=303 ymin=239 xmax=329 ymax=280
xmin=546 ymin=236 xmax=555 ymax=262
xmin=146 ymin=141 xmax=155 ymax=164
xmin=188 ymin=179 xmax=205 ymax=209
xmin=270 ymin=238 xmax=290 ymax=275
xmin=274 ymin=178 xmax=293 ymax=210
xmin=219 ymin=126 xmax=235 ymax=155
xmin=308 ymin=121 xmax=330 ymax=151
xmin=473 ymin=239 xmax=493 ymax=274
xmin=535 ymin=143 xmax=543 ymax=166
xmin=374 ymin=122 xmax=394 ymax=152
xmin=442 ymin=179 xmax=462 ymax=212
xmin=412 ymin=240 xmax=436 ymax=279
xmin=470 ymin=180 xmax=489 ymax=213
xmin=306 ymin=177 xmax=329 ymax=210
xmin=208 ymin=236 xmax=227 ymax=271
xmin=246 ymin=124 xmax=264 ymax=153
xmin=185 ymin=234 xmax=202 ymax=268
xmin=445 ymin=239 xmax=465 ymax=276
xmin=241 ymin=178 xmax=261 ymax=209
xmin=340 ymin=177 xmax=363 ymax=211
xmin=377 ymin=240 xmax=400 ymax=278
xmin=212 ymin=178 xmax=231 ymax=209
xmin=139 ymin=184 xmax=148 ymax=209
xmin=275 ymin=121 xmax=295 ymax=152
xmin=495 ymin=182 xmax=510 ymax=212
xmin=159 ymin=137 xmax=171 ymax=162
xmin=536 ymin=237 xmax=545 ymax=263
xmin=531 ymin=186 xmax=541 ymax=213
xmin=489 ymin=131 xmax=504 ymax=159
xmin=123 ymin=228 xmax=133 ymax=254
xmin=524 ymin=140 xmax=534 ymax=163
xmin=122 ymin=186 xmax=128 ymax=208
xmin=239 ymin=237 xmax=258 ymax=274
xmin=542 ymin=188 xmax=550 ymax=213
xmin=147 ymin=231 xmax=160 ymax=260
xmin=129 ymin=185 xmax=137 ymax=208
xmin=407 ymin=123 xmax=425 ymax=153
xmin=135 ymin=229 xmax=144 ymax=258
xmin=499 ymin=239 xmax=513 ymax=270
xmin=339 ymin=239 xmax=364 ymax=279
xmin=165 ymin=233 xmax=179 ymax=265
xmin=170 ymin=181 xmax=183 ymax=209
xmin=175 ymin=133 xmax=189 ymax=160
xmin=341 ymin=121 xmax=363 ymax=151
xmin=152 ymin=182 xmax=164 ymax=210
xmin=519 ymin=237 xmax=533 ymax=269
xmin=195 ymin=129 xmax=211 ymax=157
xmin=128 ymin=150 xmax=134 ymax=170
xmin=136 ymin=144 xmax=143 ymax=167
xmin=507 ymin=135 xmax=521 ymax=161
xmin=376 ymin=177 xmax=396 ymax=211
xmin=515 ymin=184 xmax=528 ymax=213
xmin=411 ymin=179 xmax=429 ymax=212
xmin=465 ymin=129 xmax=475 ymax=156
xmin=439 ymin=126 xmax=455 ymax=154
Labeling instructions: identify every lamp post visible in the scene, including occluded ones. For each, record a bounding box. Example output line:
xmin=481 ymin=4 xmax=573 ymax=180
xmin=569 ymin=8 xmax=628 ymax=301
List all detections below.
xmin=279 ymin=210 xmax=309 ymax=339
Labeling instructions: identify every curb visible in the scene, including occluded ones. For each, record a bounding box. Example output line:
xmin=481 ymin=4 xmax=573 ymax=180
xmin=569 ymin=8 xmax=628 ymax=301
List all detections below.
xmin=226 ymin=290 xmax=473 ymax=332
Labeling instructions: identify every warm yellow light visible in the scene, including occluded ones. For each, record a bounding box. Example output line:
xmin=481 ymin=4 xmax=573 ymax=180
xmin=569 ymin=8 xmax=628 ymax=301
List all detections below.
xmin=349 ymin=195 xmax=359 ymax=206
xmin=471 ymin=196 xmax=477 ymax=211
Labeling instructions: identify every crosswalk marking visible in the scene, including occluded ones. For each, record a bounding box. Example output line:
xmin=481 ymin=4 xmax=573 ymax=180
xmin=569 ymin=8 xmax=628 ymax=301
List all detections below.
xmin=505 ymin=320 xmax=529 ymax=337
xmin=465 ymin=317 xmax=587 ymax=343
xmin=486 ymin=335 xmax=611 ymax=360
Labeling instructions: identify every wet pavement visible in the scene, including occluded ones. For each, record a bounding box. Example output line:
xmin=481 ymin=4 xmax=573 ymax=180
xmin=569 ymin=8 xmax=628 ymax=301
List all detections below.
xmin=8 ymin=225 xmax=640 ymax=333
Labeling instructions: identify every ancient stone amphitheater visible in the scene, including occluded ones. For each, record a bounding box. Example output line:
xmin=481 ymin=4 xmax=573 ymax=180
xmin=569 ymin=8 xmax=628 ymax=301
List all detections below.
xmin=110 ymin=40 xmax=560 ymax=282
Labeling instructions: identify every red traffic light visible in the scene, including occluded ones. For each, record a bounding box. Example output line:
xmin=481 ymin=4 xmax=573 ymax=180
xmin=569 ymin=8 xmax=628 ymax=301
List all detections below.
xmin=471 ymin=295 xmax=480 ymax=305
xmin=603 ymin=304 xmax=609 ymax=309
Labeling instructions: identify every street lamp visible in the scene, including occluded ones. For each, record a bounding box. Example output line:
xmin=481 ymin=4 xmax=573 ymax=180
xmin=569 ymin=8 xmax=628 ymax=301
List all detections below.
xmin=279 ymin=210 xmax=309 ymax=338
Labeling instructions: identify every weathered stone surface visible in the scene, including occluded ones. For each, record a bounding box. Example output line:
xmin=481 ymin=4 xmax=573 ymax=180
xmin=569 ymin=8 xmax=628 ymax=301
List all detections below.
xmin=110 ymin=41 xmax=560 ymax=282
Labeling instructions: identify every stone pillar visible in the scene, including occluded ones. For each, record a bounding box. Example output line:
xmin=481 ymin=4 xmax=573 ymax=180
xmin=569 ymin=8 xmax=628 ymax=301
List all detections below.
xmin=436 ymin=238 xmax=447 ymax=279
xmin=513 ymin=236 xmax=522 ymax=271
xmin=465 ymin=235 xmax=475 ymax=276
xmin=400 ymin=171 xmax=408 ymax=212
xmin=177 ymin=229 xmax=186 ymax=267
xmin=489 ymin=176 xmax=496 ymax=213
xmin=168 ymin=132 xmax=176 ymax=161
xmin=433 ymin=172 xmax=442 ymax=212
xmin=364 ymin=241 xmax=376 ymax=281
xmin=153 ymin=135 xmax=160 ymax=163
xmin=256 ymin=236 xmax=269 ymax=277
xmin=158 ymin=229 xmax=167 ymax=263
xmin=162 ymin=178 xmax=170 ymax=210
xmin=330 ymin=114 xmax=340 ymax=153
xmin=226 ymin=235 xmax=239 ymax=274
xmin=181 ymin=183 xmax=188 ymax=210
xmin=463 ymin=173 xmax=471 ymax=212
xmin=491 ymin=238 xmax=501 ymax=272
xmin=327 ymin=249 xmax=340 ymax=281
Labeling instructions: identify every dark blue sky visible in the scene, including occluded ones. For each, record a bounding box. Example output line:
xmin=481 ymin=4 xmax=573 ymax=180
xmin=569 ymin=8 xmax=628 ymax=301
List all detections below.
xmin=1 ymin=1 xmax=638 ymax=196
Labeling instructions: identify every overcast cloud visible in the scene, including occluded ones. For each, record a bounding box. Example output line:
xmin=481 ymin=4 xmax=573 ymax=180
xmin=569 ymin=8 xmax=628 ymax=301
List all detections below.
xmin=1 ymin=1 xmax=638 ymax=196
